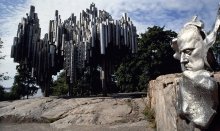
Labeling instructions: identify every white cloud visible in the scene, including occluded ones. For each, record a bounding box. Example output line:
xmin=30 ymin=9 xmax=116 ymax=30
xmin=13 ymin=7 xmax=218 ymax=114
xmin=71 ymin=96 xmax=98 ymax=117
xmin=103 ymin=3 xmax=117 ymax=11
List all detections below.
xmin=0 ymin=0 xmax=219 ymax=87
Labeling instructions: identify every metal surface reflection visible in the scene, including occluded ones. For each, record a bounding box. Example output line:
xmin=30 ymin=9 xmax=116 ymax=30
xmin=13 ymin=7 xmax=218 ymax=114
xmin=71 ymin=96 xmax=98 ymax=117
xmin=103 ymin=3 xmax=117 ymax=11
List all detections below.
xmin=10 ymin=3 xmax=138 ymax=96
xmin=171 ymin=6 xmax=220 ymax=129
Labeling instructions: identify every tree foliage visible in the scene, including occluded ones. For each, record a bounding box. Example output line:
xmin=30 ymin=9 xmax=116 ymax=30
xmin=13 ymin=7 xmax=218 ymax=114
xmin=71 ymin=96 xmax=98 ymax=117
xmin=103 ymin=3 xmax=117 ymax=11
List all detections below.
xmin=0 ymin=38 xmax=9 ymax=81
xmin=50 ymin=71 xmax=68 ymax=96
xmin=50 ymin=70 xmax=93 ymax=96
xmin=0 ymin=85 xmax=5 ymax=101
xmin=0 ymin=85 xmax=12 ymax=101
xmin=11 ymin=65 xmax=38 ymax=99
xmin=115 ymin=26 xmax=181 ymax=92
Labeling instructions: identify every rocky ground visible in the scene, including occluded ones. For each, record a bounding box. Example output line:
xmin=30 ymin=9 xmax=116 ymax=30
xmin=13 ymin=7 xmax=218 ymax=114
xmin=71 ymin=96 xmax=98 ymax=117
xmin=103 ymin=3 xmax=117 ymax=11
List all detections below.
xmin=0 ymin=96 xmax=152 ymax=131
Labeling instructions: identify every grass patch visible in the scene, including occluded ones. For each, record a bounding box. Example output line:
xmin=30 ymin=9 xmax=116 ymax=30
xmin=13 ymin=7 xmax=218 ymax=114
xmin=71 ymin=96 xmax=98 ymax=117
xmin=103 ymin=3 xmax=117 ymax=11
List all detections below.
xmin=143 ymin=105 xmax=156 ymax=128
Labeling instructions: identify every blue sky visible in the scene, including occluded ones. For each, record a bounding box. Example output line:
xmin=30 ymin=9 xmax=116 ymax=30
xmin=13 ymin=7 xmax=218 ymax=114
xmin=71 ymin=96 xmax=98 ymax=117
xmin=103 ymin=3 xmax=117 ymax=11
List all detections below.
xmin=0 ymin=0 xmax=220 ymax=87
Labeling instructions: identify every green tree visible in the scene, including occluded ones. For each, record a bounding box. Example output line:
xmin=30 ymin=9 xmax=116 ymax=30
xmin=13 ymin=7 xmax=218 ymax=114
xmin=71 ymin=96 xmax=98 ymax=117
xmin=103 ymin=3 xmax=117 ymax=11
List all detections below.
xmin=115 ymin=26 xmax=181 ymax=92
xmin=0 ymin=38 xmax=11 ymax=101
xmin=0 ymin=38 xmax=9 ymax=81
xmin=11 ymin=65 xmax=38 ymax=99
xmin=0 ymin=38 xmax=5 ymax=100
xmin=50 ymin=71 xmax=68 ymax=96
xmin=0 ymin=85 xmax=12 ymax=101
xmin=0 ymin=85 xmax=5 ymax=101
xmin=50 ymin=70 xmax=93 ymax=96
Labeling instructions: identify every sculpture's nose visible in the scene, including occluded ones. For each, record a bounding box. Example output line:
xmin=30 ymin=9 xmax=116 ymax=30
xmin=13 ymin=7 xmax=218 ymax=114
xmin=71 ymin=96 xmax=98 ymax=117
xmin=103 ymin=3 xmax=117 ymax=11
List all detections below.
xmin=180 ymin=52 xmax=188 ymax=63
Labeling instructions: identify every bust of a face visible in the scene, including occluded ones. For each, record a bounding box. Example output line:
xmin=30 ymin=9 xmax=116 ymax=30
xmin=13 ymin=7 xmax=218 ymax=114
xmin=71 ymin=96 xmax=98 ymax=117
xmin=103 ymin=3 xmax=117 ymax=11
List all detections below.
xmin=171 ymin=14 xmax=220 ymax=129
xmin=177 ymin=25 xmax=205 ymax=71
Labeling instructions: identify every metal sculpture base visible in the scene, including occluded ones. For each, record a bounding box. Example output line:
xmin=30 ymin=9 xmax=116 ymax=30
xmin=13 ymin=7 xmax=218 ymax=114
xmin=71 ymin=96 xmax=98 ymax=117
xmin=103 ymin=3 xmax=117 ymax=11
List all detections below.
xmin=177 ymin=73 xmax=218 ymax=129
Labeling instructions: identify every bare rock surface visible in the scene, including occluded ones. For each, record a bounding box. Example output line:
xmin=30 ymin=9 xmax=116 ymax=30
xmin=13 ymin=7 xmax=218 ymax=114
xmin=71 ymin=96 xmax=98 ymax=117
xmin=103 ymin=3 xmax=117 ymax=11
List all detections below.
xmin=0 ymin=96 xmax=150 ymax=131
xmin=147 ymin=73 xmax=180 ymax=131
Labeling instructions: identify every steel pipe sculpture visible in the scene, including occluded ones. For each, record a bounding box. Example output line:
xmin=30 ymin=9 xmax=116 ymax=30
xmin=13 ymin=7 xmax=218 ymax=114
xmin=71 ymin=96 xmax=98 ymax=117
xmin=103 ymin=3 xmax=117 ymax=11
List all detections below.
xmin=171 ymin=6 xmax=220 ymax=129
xmin=11 ymin=3 xmax=137 ymax=97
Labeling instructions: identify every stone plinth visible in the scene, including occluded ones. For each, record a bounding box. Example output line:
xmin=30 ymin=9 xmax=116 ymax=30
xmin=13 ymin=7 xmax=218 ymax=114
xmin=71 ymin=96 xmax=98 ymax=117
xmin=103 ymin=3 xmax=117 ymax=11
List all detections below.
xmin=147 ymin=72 xmax=220 ymax=131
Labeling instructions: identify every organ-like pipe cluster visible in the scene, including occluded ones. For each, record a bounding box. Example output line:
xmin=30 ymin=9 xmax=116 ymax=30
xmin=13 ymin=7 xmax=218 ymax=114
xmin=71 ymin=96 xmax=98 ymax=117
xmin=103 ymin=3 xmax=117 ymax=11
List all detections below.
xmin=11 ymin=3 xmax=137 ymax=96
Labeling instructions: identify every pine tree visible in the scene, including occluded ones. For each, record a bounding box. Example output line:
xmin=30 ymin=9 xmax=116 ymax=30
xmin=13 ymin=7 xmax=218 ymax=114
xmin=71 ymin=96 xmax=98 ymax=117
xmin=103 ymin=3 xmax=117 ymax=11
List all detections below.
xmin=11 ymin=65 xmax=38 ymax=99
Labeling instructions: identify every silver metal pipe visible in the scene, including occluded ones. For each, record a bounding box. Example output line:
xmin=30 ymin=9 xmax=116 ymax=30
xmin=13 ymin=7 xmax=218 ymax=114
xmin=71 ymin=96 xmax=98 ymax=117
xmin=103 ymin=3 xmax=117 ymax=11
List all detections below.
xmin=105 ymin=22 xmax=108 ymax=48
xmin=100 ymin=22 xmax=105 ymax=54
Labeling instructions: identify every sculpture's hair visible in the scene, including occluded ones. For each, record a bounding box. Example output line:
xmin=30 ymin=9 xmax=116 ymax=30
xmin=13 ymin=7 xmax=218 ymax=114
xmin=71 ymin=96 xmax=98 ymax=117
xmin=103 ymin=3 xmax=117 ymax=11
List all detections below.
xmin=178 ymin=25 xmax=203 ymax=44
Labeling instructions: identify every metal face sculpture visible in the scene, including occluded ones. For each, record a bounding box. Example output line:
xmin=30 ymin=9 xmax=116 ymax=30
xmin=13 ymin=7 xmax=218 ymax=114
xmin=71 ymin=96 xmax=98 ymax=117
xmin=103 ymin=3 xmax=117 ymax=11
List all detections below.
xmin=171 ymin=8 xmax=220 ymax=129
xmin=178 ymin=25 xmax=205 ymax=72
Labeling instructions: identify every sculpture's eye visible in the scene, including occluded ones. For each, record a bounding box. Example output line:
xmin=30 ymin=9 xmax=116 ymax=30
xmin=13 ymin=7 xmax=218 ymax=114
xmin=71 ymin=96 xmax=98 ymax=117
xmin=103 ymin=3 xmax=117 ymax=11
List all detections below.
xmin=183 ymin=49 xmax=193 ymax=55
